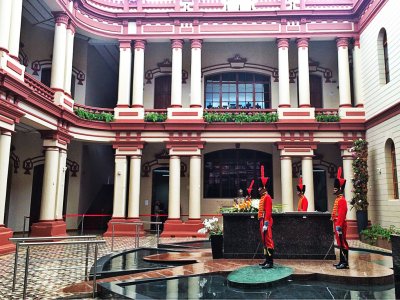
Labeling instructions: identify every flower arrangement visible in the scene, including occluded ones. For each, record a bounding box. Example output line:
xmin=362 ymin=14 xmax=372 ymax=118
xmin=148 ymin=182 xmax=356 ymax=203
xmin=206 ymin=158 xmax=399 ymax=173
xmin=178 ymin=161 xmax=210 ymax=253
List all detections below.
xmin=198 ymin=217 xmax=223 ymax=235
xmin=349 ymin=138 xmax=369 ymax=211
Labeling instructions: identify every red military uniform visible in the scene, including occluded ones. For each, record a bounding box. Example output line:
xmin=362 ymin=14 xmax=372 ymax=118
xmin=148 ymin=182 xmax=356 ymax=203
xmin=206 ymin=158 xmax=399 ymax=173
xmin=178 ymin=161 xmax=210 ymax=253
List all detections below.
xmin=332 ymin=195 xmax=349 ymax=250
xmin=297 ymin=195 xmax=308 ymax=212
xmin=258 ymin=192 xmax=274 ymax=249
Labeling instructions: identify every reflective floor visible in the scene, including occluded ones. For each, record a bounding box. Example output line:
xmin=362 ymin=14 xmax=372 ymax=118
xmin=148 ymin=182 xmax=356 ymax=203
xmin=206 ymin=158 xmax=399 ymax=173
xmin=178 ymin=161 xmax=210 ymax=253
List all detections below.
xmin=114 ymin=274 xmax=395 ymax=299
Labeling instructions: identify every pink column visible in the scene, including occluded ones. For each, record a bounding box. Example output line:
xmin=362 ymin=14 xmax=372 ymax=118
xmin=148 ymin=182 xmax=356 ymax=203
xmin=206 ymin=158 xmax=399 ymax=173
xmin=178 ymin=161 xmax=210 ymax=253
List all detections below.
xmin=277 ymin=38 xmax=290 ymax=108
xmin=170 ymin=39 xmax=184 ymax=108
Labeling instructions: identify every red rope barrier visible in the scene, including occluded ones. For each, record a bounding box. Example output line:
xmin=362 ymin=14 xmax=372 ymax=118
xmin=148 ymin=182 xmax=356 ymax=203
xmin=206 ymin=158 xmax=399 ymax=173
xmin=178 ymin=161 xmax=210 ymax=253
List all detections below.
xmin=63 ymin=213 xmax=223 ymax=218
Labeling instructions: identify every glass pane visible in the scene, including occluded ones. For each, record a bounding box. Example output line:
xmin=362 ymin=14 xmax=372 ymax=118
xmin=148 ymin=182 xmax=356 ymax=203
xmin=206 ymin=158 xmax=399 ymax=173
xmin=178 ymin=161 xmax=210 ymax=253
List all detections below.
xmin=229 ymin=93 xmax=236 ymax=102
xmin=245 ymin=84 xmax=253 ymax=91
xmin=255 ymin=84 xmax=263 ymax=93
xmin=238 ymin=93 xmax=245 ymax=102
xmin=229 ymin=84 xmax=236 ymax=92
xmin=222 ymin=84 xmax=229 ymax=92
xmin=238 ymin=84 xmax=245 ymax=92
xmin=206 ymin=85 xmax=212 ymax=92
xmin=246 ymin=92 xmax=252 ymax=101
xmin=238 ymin=73 xmax=246 ymax=81
xmin=221 ymin=73 xmax=235 ymax=82
xmin=255 ymin=93 xmax=263 ymax=101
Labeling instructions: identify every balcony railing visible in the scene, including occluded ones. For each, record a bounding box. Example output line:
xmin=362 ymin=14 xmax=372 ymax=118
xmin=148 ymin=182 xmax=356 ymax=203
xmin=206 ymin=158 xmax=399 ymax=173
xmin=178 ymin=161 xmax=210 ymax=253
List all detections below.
xmin=24 ymin=73 xmax=54 ymax=103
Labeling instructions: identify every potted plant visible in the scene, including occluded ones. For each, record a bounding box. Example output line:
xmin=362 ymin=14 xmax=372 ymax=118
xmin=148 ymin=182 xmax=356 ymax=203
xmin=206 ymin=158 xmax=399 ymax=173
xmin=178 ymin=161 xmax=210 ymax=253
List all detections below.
xmin=198 ymin=217 xmax=223 ymax=258
xmin=360 ymin=224 xmax=400 ymax=250
xmin=349 ymin=138 xmax=369 ymax=234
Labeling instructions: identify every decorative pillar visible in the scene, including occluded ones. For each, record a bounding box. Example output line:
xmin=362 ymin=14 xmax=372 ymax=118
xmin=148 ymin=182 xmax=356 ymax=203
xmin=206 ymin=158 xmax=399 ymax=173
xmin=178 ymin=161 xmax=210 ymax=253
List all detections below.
xmin=54 ymin=149 xmax=67 ymax=220
xmin=50 ymin=13 xmax=69 ymax=92
xmin=170 ymin=39 xmax=184 ymax=108
xmin=297 ymin=38 xmax=310 ymax=107
xmin=63 ymin=21 xmax=75 ymax=96
xmin=8 ymin=0 xmax=23 ymax=59
xmin=280 ymin=155 xmax=293 ymax=212
xmin=131 ymin=40 xmax=146 ymax=108
xmin=352 ymin=38 xmax=363 ymax=107
xmin=0 ymin=131 xmax=12 ymax=226
xmin=342 ymin=148 xmax=358 ymax=239
xmin=0 ymin=0 xmax=12 ymax=52
xmin=190 ymin=39 xmax=202 ymax=108
xmin=127 ymin=155 xmax=142 ymax=219
xmin=117 ymin=40 xmax=132 ymax=107
xmin=336 ymin=38 xmax=352 ymax=108
xmin=104 ymin=155 xmax=128 ymax=237
xmin=301 ymin=156 xmax=315 ymax=211
xmin=0 ymin=130 xmax=15 ymax=254
xmin=168 ymin=155 xmax=181 ymax=219
xmin=277 ymin=38 xmax=290 ymax=108
xmin=188 ymin=155 xmax=201 ymax=220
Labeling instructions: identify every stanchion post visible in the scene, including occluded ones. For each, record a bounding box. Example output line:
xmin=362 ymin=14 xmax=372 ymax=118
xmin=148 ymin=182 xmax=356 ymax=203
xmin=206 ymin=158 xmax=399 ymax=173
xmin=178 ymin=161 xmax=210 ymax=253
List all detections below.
xmin=156 ymin=223 xmax=160 ymax=247
xmin=12 ymin=242 xmax=19 ymax=291
xmin=81 ymin=214 xmax=85 ymax=236
xmin=23 ymin=216 xmax=30 ymax=237
xmin=111 ymin=223 xmax=115 ymax=252
xmin=84 ymin=243 xmax=90 ymax=281
xmin=92 ymin=243 xmax=99 ymax=298
xmin=135 ymin=223 xmax=139 ymax=248
xmin=22 ymin=246 xmax=30 ymax=299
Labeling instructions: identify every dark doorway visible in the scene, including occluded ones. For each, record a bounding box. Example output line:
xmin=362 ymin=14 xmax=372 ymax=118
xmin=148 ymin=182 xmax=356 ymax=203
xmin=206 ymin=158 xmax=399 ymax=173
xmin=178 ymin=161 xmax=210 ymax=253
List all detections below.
xmin=154 ymin=75 xmax=171 ymax=109
xmin=151 ymin=167 xmax=169 ymax=232
xmin=4 ymin=162 xmax=13 ymax=227
xmin=310 ymin=75 xmax=323 ymax=108
xmin=30 ymin=164 xmax=44 ymax=228
xmin=313 ymin=169 xmax=328 ymax=212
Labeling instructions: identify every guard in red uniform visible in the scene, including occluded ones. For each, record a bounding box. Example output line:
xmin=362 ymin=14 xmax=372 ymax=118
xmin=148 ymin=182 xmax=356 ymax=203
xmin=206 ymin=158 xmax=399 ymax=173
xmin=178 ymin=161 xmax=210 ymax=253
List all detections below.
xmin=332 ymin=167 xmax=349 ymax=269
xmin=258 ymin=165 xmax=274 ymax=269
xmin=296 ymin=177 xmax=308 ymax=212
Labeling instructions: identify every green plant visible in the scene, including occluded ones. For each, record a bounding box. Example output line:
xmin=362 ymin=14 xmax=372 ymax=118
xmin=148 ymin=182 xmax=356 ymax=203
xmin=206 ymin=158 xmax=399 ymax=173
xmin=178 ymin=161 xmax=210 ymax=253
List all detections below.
xmin=315 ymin=113 xmax=340 ymax=122
xmin=350 ymin=138 xmax=369 ymax=211
xmin=74 ymin=107 xmax=114 ymax=122
xmin=361 ymin=224 xmax=400 ymax=243
xmin=144 ymin=112 xmax=167 ymax=122
xmin=203 ymin=112 xmax=278 ymax=123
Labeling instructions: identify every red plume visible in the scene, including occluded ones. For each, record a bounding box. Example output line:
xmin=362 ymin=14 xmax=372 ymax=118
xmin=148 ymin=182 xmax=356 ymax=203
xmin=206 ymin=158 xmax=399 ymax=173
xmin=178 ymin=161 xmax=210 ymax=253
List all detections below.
xmin=247 ymin=179 xmax=254 ymax=196
xmin=337 ymin=167 xmax=346 ymax=187
xmin=298 ymin=177 xmax=303 ymax=191
xmin=260 ymin=165 xmax=268 ymax=187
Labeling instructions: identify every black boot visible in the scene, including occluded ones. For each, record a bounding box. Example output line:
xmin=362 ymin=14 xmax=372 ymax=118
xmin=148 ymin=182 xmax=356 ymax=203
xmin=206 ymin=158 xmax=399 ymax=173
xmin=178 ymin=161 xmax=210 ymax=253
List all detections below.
xmin=262 ymin=249 xmax=274 ymax=269
xmin=336 ymin=249 xmax=349 ymax=269
xmin=259 ymin=254 xmax=268 ymax=267
xmin=333 ymin=250 xmax=345 ymax=267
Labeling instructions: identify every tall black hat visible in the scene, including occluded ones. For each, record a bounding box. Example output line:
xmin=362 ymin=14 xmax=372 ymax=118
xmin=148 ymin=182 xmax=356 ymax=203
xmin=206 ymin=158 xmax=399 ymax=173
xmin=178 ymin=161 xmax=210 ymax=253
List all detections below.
xmin=334 ymin=167 xmax=346 ymax=193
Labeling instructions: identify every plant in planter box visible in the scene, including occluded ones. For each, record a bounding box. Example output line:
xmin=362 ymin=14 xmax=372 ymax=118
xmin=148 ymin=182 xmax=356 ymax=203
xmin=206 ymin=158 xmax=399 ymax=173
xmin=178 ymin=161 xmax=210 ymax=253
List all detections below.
xmin=361 ymin=224 xmax=400 ymax=249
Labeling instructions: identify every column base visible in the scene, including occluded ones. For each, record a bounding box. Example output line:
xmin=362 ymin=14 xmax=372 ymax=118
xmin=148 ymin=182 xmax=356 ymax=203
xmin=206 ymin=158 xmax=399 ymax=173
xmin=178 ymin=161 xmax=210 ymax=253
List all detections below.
xmin=167 ymin=107 xmax=203 ymax=120
xmin=30 ymin=220 xmax=67 ymax=237
xmin=0 ymin=51 xmax=25 ymax=81
xmin=160 ymin=219 xmax=206 ymax=238
xmin=0 ymin=225 xmax=16 ymax=255
xmin=277 ymin=107 xmax=315 ymax=120
xmin=346 ymin=220 xmax=359 ymax=240
xmin=103 ymin=218 xmax=145 ymax=237
xmin=338 ymin=107 xmax=365 ymax=120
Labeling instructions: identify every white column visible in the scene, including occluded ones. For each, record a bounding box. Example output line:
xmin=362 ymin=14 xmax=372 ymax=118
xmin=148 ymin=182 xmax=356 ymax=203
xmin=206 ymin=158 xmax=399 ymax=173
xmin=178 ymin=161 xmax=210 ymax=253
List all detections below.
xmin=278 ymin=38 xmax=290 ymax=107
xmin=189 ymin=155 xmax=201 ymax=219
xmin=352 ymin=39 xmax=363 ymax=107
xmin=50 ymin=13 xmax=69 ymax=91
xmin=337 ymin=38 xmax=352 ymax=107
xmin=39 ymin=146 xmax=60 ymax=221
xmin=171 ymin=39 xmax=184 ymax=107
xmin=168 ymin=156 xmax=181 ymax=219
xmin=190 ymin=39 xmax=202 ymax=108
xmin=301 ymin=156 xmax=314 ymax=211
xmin=0 ymin=0 xmax=12 ymax=52
xmin=8 ymin=0 xmax=23 ymax=58
xmin=342 ymin=151 xmax=356 ymax=220
xmin=63 ymin=22 xmax=75 ymax=95
xmin=297 ymin=38 xmax=310 ymax=107
xmin=132 ymin=40 xmax=146 ymax=108
xmin=188 ymin=277 xmax=200 ymax=300
xmin=0 ymin=131 xmax=11 ymax=225
xmin=55 ymin=149 xmax=67 ymax=220
xmin=117 ymin=40 xmax=132 ymax=107
xmin=127 ymin=155 xmax=142 ymax=218
xmin=166 ymin=279 xmax=179 ymax=299
xmin=112 ymin=156 xmax=128 ymax=218
xmin=280 ymin=155 xmax=293 ymax=212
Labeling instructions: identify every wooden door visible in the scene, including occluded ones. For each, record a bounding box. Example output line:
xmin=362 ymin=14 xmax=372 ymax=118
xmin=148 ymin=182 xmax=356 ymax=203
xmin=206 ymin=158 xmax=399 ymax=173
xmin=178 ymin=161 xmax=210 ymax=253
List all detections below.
xmin=154 ymin=75 xmax=171 ymax=109
xmin=310 ymin=75 xmax=323 ymax=108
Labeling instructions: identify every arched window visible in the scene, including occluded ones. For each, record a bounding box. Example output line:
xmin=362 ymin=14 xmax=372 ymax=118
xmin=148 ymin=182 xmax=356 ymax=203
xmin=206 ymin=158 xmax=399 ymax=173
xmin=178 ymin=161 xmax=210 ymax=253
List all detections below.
xmin=385 ymin=139 xmax=398 ymax=199
xmin=204 ymin=72 xmax=271 ymax=109
xmin=378 ymin=28 xmax=390 ymax=84
xmin=204 ymin=149 xmax=273 ymax=198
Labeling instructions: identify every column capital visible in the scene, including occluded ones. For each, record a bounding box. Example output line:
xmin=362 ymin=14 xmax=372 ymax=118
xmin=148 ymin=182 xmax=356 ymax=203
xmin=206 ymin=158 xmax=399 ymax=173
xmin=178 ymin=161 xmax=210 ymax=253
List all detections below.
xmin=171 ymin=39 xmax=184 ymax=49
xmin=53 ymin=12 xmax=69 ymax=27
xmin=40 ymin=130 xmax=71 ymax=149
xmin=119 ymin=40 xmax=132 ymax=49
xmin=296 ymin=37 xmax=309 ymax=48
xmin=190 ymin=39 xmax=203 ymax=49
xmin=336 ymin=37 xmax=349 ymax=49
xmin=0 ymin=130 xmax=12 ymax=136
xmin=353 ymin=37 xmax=360 ymax=48
xmin=277 ymin=38 xmax=290 ymax=48
xmin=134 ymin=39 xmax=146 ymax=50
xmin=67 ymin=21 xmax=76 ymax=34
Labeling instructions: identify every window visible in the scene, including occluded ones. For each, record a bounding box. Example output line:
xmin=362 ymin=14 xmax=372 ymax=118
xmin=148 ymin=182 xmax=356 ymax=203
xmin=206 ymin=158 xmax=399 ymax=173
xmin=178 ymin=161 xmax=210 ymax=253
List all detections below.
xmin=204 ymin=149 xmax=273 ymax=198
xmin=390 ymin=140 xmax=399 ymax=199
xmin=204 ymin=72 xmax=271 ymax=109
xmin=154 ymin=75 xmax=171 ymax=109
xmin=378 ymin=28 xmax=390 ymax=84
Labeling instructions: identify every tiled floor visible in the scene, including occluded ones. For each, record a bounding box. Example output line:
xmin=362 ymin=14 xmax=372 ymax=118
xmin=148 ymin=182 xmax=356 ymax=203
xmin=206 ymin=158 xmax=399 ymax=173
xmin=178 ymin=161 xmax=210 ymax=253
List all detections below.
xmin=0 ymin=234 xmax=394 ymax=299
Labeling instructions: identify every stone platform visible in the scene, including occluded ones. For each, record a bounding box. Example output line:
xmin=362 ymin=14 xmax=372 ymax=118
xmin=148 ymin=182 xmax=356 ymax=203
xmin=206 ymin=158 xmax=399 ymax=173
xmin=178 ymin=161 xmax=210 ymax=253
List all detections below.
xmin=227 ymin=264 xmax=293 ymax=288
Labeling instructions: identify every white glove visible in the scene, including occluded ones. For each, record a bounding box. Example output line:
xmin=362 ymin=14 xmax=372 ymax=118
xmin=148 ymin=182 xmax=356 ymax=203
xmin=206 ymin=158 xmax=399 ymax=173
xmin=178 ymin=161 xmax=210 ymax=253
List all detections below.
xmin=262 ymin=221 xmax=269 ymax=232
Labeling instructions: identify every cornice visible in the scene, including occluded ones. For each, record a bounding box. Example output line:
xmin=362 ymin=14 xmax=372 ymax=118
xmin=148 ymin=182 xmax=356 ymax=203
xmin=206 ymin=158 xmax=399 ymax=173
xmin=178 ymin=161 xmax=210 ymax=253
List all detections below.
xmin=365 ymin=101 xmax=400 ymax=129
